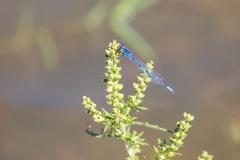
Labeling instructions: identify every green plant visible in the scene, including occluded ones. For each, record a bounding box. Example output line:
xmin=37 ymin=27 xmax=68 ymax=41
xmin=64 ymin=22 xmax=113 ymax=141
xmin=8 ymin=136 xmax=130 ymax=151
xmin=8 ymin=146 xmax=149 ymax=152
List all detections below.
xmin=82 ymin=40 xmax=214 ymax=160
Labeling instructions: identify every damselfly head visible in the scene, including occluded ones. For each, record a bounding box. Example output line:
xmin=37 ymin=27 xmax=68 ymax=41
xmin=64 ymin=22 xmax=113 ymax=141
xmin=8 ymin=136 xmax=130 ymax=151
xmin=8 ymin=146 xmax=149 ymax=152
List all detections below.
xmin=118 ymin=44 xmax=125 ymax=54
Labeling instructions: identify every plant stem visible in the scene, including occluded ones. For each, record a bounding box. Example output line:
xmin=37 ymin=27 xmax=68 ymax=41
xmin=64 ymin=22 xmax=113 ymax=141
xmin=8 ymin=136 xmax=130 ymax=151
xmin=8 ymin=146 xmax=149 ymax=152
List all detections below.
xmin=132 ymin=121 xmax=173 ymax=134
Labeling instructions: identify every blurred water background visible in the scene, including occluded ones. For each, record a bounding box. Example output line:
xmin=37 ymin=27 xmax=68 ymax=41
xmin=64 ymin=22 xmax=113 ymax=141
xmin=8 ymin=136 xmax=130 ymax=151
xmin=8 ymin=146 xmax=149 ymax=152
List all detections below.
xmin=0 ymin=0 xmax=240 ymax=160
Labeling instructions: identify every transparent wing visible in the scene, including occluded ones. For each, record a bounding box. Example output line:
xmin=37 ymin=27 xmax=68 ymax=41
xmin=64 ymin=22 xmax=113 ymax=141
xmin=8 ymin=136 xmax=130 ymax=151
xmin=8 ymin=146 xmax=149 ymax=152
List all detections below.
xmin=119 ymin=45 xmax=174 ymax=94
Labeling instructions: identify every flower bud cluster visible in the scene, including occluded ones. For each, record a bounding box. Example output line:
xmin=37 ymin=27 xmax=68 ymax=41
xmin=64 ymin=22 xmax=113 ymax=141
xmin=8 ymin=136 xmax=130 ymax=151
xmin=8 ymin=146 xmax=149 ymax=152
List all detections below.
xmin=154 ymin=113 xmax=194 ymax=160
